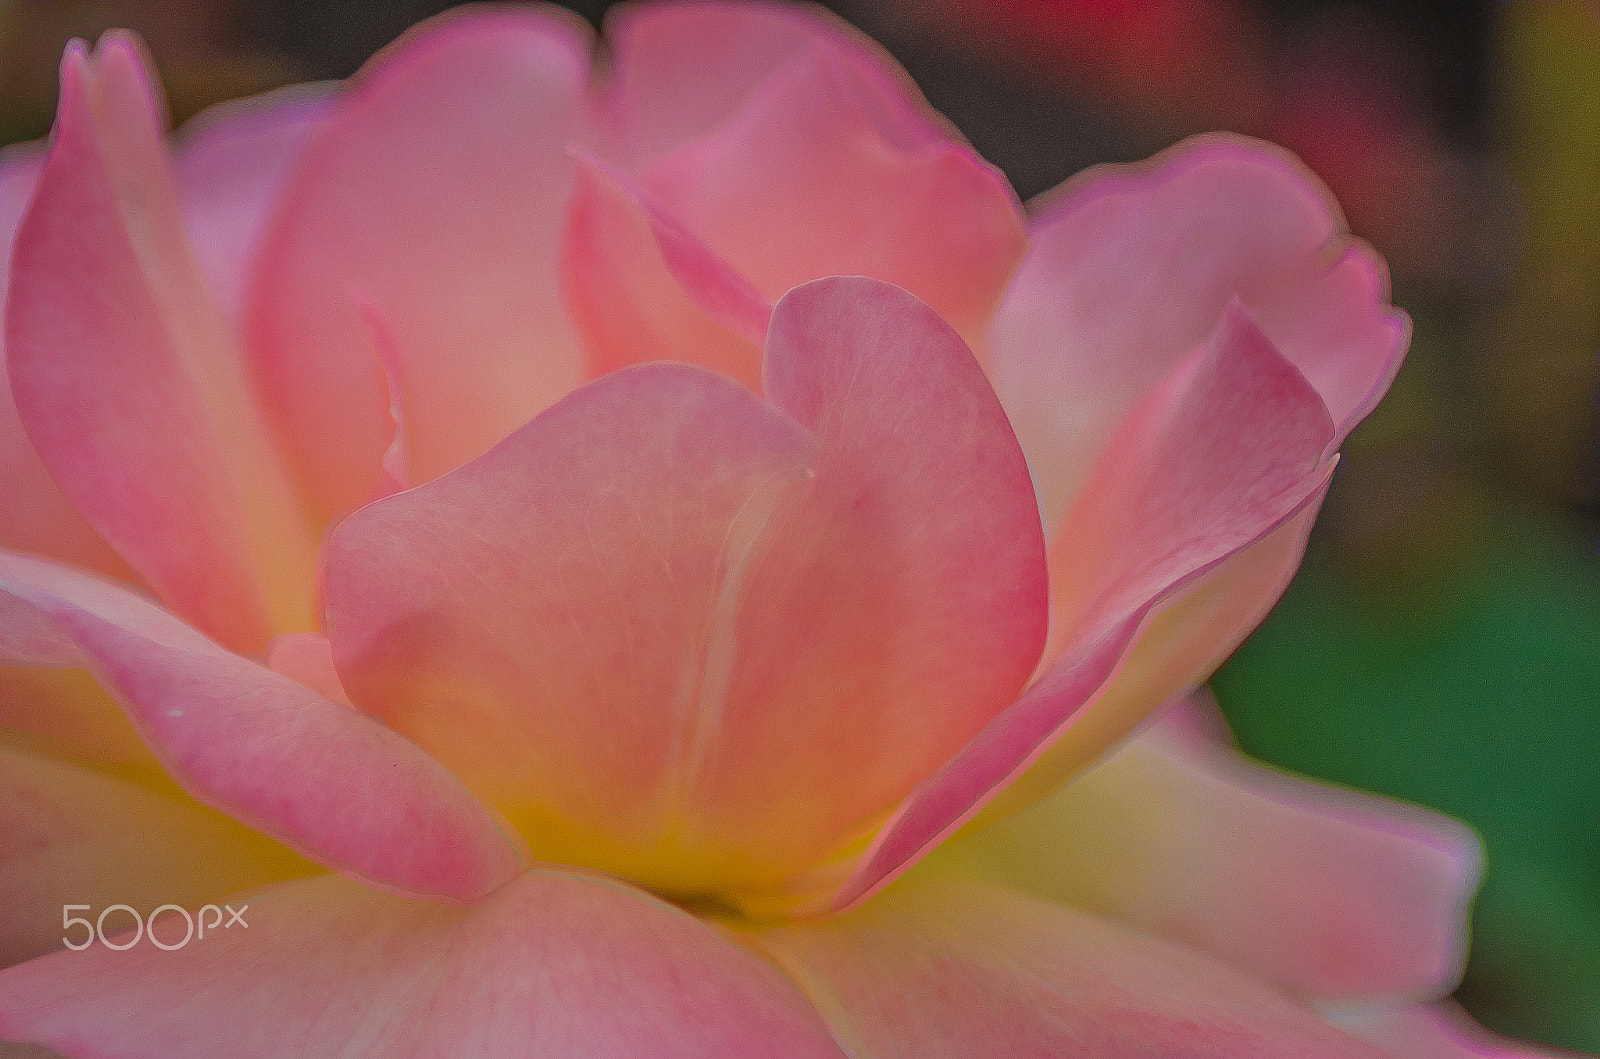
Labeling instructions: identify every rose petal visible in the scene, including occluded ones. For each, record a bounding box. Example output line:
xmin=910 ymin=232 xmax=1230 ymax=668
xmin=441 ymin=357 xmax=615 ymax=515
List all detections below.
xmin=990 ymin=134 xmax=1406 ymax=529
xmin=0 ymin=747 xmax=310 ymax=968
xmin=174 ymin=83 xmax=333 ymax=323
xmin=755 ymin=877 xmax=1392 ymax=1058
xmin=603 ymin=0 xmax=933 ymax=167
xmin=833 ymin=305 xmax=1335 ymax=909
xmin=0 ymin=550 xmax=522 ymax=902
xmin=264 ymin=633 xmax=349 ymax=705
xmin=560 ymin=153 xmax=768 ymax=390
xmin=248 ymin=7 xmax=594 ymax=518
xmin=642 ymin=44 xmax=1027 ymax=353
xmin=930 ymin=694 xmax=1481 ymax=1003
xmin=323 ymin=363 xmax=819 ymax=895
xmin=6 ymin=35 xmax=316 ymax=651
xmin=1326 ymin=1002 xmax=1561 ymax=1059
xmin=0 ymin=871 xmax=845 ymax=1058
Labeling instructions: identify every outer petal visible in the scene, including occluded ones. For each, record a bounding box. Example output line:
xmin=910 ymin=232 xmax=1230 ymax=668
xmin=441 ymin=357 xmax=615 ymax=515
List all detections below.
xmin=928 ymin=696 xmax=1481 ymax=1003
xmin=6 ymin=36 xmax=316 ymax=651
xmin=326 ymin=280 xmax=1048 ymax=905
xmin=1327 ymin=1002 xmax=1563 ymax=1059
xmin=0 ymin=550 xmax=522 ymax=902
xmin=173 ymin=83 xmax=333 ymax=323
xmin=833 ymin=305 xmax=1334 ymax=909
xmin=642 ymin=44 xmax=1027 ymax=353
xmin=603 ymin=0 xmax=935 ymax=167
xmin=560 ymin=154 xmax=768 ymax=389
xmin=248 ymin=7 xmax=593 ymax=518
xmin=754 ymin=877 xmax=1393 ymax=1058
xmin=990 ymin=134 xmax=1406 ymax=529
xmin=0 ymin=747 xmax=310 ymax=968
xmin=0 ymin=871 xmax=846 ymax=1058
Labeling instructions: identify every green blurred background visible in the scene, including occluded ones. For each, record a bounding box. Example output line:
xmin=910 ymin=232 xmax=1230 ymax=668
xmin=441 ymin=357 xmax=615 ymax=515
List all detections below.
xmin=3 ymin=0 xmax=1596 ymax=1050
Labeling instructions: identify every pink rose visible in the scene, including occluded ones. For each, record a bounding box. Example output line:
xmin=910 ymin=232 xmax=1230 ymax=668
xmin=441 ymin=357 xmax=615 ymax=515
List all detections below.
xmin=0 ymin=3 xmax=1538 ymax=1055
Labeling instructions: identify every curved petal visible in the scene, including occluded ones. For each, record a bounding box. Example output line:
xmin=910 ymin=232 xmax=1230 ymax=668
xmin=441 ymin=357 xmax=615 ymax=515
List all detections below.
xmin=173 ymin=83 xmax=334 ymax=323
xmin=642 ymin=44 xmax=1027 ymax=353
xmin=0 ymin=747 xmax=310 ymax=968
xmin=324 ymin=362 xmax=818 ymax=896
xmin=1326 ymin=1002 xmax=1562 ymax=1059
xmin=0 ymin=550 xmax=522 ymax=902
xmin=0 ymin=871 xmax=846 ymax=1058
xmin=264 ymin=632 xmax=349 ymax=705
xmin=248 ymin=7 xmax=594 ymax=519
xmin=929 ymin=695 xmax=1481 ymax=1003
xmin=990 ymin=134 xmax=1407 ymax=530
xmin=6 ymin=35 xmax=317 ymax=652
xmin=602 ymin=0 xmax=938 ymax=167
xmin=560 ymin=154 xmax=767 ymax=389
xmin=833 ymin=305 xmax=1335 ymax=910
xmin=754 ymin=877 xmax=1393 ymax=1058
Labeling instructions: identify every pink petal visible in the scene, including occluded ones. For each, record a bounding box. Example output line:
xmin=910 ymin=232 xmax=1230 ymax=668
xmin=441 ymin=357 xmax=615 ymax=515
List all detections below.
xmin=755 ymin=877 xmax=1393 ymax=1058
xmin=560 ymin=154 xmax=768 ymax=390
xmin=0 ymin=746 xmax=310 ymax=968
xmin=174 ymin=83 xmax=333 ymax=324
xmin=603 ymin=0 xmax=934 ymax=167
xmin=264 ymin=633 xmax=349 ymax=705
xmin=0 ymin=550 xmax=522 ymax=902
xmin=325 ymin=279 xmax=1048 ymax=903
xmin=1328 ymin=1002 xmax=1563 ymax=1059
xmin=6 ymin=35 xmax=317 ymax=652
xmin=642 ymin=44 xmax=1027 ymax=353
xmin=248 ymin=7 xmax=594 ymax=519
xmin=0 ymin=145 xmax=132 ymax=583
xmin=931 ymin=694 xmax=1481 ymax=1003
xmin=0 ymin=871 xmax=846 ymax=1058
xmin=323 ymin=363 xmax=818 ymax=894
xmin=990 ymin=134 xmax=1407 ymax=529
xmin=833 ymin=305 xmax=1335 ymax=910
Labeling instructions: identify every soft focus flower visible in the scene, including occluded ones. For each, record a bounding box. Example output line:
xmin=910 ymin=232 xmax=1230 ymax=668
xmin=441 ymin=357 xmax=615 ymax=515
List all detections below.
xmin=0 ymin=2 xmax=1545 ymax=1055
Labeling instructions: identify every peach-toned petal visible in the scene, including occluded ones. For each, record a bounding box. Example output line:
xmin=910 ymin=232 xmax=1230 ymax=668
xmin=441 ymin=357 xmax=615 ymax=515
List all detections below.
xmin=323 ymin=363 xmax=818 ymax=893
xmin=643 ymin=44 xmax=1027 ymax=353
xmin=833 ymin=306 xmax=1335 ymax=909
xmin=264 ymin=632 xmax=349 ymax=705
xmin=0 ymin=747 xmax=311 ymax=968
xmin=248 ymin=7 xmax=594 ymax=519
xmin=930 ymin=695 xmax=1481 ymax=1003
xmin=1327 ymin=1002 xmax=1564 ymax=1059
xmin=560 ymin=154 xmax=767 ymax=390
xmin=0 ymin=871 xmax=846 ymax=1058
xmin=6 ymin=37 xmax=316 ymax=651
xmin=603 ymin=0 xmax=934 ymax=167
xmin=174 ymin=84 xmax=333 ymax=323
xmin=0 ymin=551 xmax=522 ymax=902
xmin=755 ymin=877 xmax=1392 ymax=1059
xmin=990 ymin=134 xmax=1406 ymax=529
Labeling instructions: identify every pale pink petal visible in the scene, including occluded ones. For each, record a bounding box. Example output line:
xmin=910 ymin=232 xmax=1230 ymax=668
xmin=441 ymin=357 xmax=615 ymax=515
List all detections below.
xmin=931 ymin=694 xmax=1481 ymax=1003
xmin=756 ymin=877 xmax=1392 ymax=1058
xmin=0 ymin=871 xmax=846 ymax=1058
xmin=264 ymin=633 xmax=349 ymax=705
xmin=248 ymin=7 xmax=594 ymax=519
xmin=351 ymin=296 xmax=412 ymax=498
xmin=0 ymin=550 xmax=522 ymax=902
xmin=603 ymin=0 xmax=939 ymax=167
xmin=6 ymin=36 xmax=317 ymax=651
xmin=326 ymin=280 xmax=1047 ymax=904
xmin=991 ymin=134 xmax=1407 ymax=529
xmin=560 ymin=154 xmax=767 ymax=390
xmin=642 ymin=45 xmax=1027 ymax=352
xmin=1327 ymin=1002 xmax=1564 ymax=1059
xmin=323 ymin=363 xmax=818 ymax=895
xmin=173 ymin=83 xmax=333 ymax=323
xmin=0 ymin=747 xmax=310 ymax=968
xmin=833 ymin=305 xmax=1335 ymax=909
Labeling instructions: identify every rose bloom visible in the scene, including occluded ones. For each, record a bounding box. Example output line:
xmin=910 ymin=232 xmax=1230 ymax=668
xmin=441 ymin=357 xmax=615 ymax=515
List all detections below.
xmin=0 ymin=3 xmax=1549 ymax=1056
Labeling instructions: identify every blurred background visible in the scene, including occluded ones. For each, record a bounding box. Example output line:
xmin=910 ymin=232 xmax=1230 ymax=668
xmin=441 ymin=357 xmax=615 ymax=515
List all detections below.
xmin=2 ymin=0 xmax=1597 ymax=1050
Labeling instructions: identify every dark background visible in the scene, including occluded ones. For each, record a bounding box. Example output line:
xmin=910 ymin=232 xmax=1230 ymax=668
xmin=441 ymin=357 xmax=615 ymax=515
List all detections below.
xmin=3 ymin=0 xmax=1596 ymax=1050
